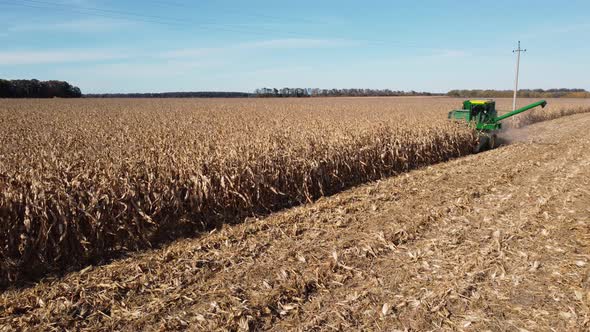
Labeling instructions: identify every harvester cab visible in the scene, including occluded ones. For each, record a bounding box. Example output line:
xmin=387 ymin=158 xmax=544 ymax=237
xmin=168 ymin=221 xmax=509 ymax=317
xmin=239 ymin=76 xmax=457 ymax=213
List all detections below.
xmin=448 ymin=99 xmax=547 ymax=152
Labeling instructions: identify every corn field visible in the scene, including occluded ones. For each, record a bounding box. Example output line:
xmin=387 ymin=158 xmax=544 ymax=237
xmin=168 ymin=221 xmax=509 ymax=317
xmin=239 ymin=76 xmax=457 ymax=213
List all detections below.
xmin=0 ymin=97 xmax=588 ymax=287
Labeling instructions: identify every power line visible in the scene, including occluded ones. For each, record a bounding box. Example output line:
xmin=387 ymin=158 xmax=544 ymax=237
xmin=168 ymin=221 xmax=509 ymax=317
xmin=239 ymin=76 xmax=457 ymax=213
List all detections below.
xmin=0 ymin=0 xmax=304 ymax=39
xmin=7 ymin=0 xmax=238 ymax=27
xmin=0 ymin=0 xmax=371 ymax=45
xmin=18 ymin=0 xmax=324 ymax=34
xmin=0 ymin=1 xmax=186 ymax=27
xmin=0 ymin=0 xmax=454 ymax=52
xmin=0 ymin=0 xmax=287 ymax=36
xmin=142 ymin=0 xmax=320 ymax=25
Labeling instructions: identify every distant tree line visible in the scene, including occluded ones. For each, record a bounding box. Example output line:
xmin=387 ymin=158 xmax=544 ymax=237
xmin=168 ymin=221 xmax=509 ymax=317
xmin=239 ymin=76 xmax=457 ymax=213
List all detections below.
xmin=448 ymin=89 xmax=590 ymax=98
xmin=84 ymin=92 xmax=252 ymax=98
xmin=6 ymin=81 xmax=586 ymax=99
xmin=254 ymin=87 xmax=437 ymax=98
xmin=0 ymin=79 xmax=82 ymax=98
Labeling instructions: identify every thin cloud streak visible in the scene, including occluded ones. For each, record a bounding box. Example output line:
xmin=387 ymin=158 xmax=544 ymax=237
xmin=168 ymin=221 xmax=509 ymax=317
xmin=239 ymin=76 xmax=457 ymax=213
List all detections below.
xmin=8 ymin=18 xmax=133 ymax=32
xmin=0 ymin=50 xmax=128 ymax=65
xmin=62 ymin=60 xmax=226 ymax=77
xmin=162 ymin=38 xmax=358 ymax=58
xmin=436 ymin=50 xmax=470 ymax=57
xmin=237 ymin=38 xmax=359 ymax=49
xmin=0 ymin=38 xmax=358 ymax=65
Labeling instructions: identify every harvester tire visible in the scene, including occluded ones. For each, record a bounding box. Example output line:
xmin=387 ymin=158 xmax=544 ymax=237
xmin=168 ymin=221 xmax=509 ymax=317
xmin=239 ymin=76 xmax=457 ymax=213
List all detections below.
xmin=490 ymin=134 xmax=497 ymax=149
xmin=475 ymin=136 xmax=488 ymax=153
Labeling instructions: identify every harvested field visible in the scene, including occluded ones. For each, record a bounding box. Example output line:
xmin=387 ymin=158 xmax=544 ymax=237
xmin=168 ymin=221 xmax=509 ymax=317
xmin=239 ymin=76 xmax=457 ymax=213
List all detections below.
xmin=1 ymin=97 xmax=590 ymax=288
xmin=1 ymin=100 xmax=590 ymax=331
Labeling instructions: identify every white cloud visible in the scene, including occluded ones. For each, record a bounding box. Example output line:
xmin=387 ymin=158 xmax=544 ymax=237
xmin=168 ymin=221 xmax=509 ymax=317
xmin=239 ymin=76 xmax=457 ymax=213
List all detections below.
xmin=544 ymin=22 xmax=590 ymax=35
xmin=0 ymin=38 xmax=357 ymax=66
xmin=56 ymin=59 xmax=229 ymax=93
xmin=223 ymin=65 xmax=313 ymax=77
xmin=58 ymin=0 xmax=95 ymax=4
xmin=437 ymin=50 xmax=470 ymax=57
xmin=0 ymin=50 xmax=128 ymax=65
xmin=67 ymin=60 xmax=223 ymax=77
xmin=237 ymin=38 xmax=359 ymax=49
xmin=159 ymin=47 xmax=221 ymax=58
xmin=522 ymin=21 xmax=590 ymax=40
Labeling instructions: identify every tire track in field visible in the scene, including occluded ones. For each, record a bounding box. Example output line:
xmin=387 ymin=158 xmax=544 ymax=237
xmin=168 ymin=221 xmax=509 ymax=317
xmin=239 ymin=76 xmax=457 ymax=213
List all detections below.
xmin=275 ymin=113 xmax=590 ymax=331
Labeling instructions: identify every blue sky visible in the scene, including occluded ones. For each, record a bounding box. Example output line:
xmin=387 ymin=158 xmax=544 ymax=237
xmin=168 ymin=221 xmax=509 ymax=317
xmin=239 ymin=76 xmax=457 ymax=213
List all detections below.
xmin=1 ymin=0 xmax=589 ymax=93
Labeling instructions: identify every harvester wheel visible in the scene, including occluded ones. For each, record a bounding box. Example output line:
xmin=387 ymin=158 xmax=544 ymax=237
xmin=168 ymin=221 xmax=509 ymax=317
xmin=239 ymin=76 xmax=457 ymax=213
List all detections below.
xmin=474 ymin=132 xmax=499 ymax=153
xmin=475 ymin=135 xmax=489 ymax=153
xmin=490 ymin=134 xmax=497 ymax=149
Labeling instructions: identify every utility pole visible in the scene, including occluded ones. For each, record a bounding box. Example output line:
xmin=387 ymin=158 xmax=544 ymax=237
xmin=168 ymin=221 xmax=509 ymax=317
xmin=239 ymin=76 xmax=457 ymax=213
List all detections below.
xmin=512 ymin=41 xmax=526 ymax=111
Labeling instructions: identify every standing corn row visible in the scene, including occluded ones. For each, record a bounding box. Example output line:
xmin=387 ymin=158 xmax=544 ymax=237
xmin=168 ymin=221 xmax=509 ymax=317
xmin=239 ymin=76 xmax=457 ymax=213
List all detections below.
xmin=2 ymin=97 xmax=586 ymax=287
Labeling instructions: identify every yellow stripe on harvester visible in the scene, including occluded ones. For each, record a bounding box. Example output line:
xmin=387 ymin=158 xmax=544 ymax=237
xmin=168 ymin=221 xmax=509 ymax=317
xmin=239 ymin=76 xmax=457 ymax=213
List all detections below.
xmin=469 ymin=100 xmax=491 ymax=104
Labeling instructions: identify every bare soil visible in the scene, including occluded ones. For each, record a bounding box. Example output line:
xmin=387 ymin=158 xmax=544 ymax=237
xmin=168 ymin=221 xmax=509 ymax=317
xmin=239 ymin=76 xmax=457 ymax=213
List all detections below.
xmin=2 ymin=113 xmax=590 ymax=331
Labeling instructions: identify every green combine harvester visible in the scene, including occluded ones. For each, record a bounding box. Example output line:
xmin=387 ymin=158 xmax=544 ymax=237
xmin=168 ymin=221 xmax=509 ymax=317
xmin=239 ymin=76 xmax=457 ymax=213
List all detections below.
xmin=448 ymin=99 xmax=547 ymax=152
